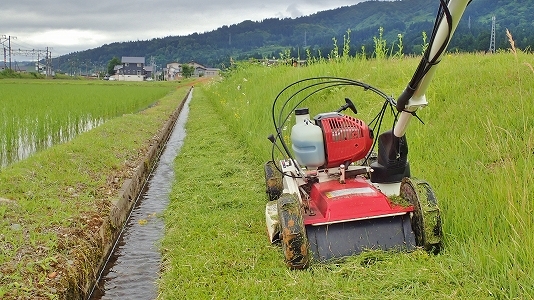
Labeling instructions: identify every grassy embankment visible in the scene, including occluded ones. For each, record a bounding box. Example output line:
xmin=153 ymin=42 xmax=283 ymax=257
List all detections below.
xmin=0 ymin=79 xmax=189 ymax=298
xmin=160 ymin=50 xmax=534 ymax=299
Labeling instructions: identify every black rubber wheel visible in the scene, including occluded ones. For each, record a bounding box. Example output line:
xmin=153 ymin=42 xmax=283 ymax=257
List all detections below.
xmin=399 ymin=177 xmax=443 ymax=254
xmin=277 ymin=193 xmax=309 ymax=269
xmin=264 ymin=161 xmax=283 ymax=201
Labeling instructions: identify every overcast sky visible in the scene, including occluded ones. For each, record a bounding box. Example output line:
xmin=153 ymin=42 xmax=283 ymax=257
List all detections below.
xmin=2 ymin=0 xmax=367 ymax=62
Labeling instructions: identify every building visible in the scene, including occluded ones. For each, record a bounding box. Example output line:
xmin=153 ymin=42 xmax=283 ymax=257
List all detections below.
xmin=114 ymin=56 xmax=146 ymax=81
xmin=144 ymin=65 xmax=154 ymax=79
xmin=164 ymin=61 xmax=220 ymax=81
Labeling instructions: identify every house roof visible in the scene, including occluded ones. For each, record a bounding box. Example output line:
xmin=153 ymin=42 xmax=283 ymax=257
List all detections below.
xmin=122 ymin=56 xmax=145 ymax=64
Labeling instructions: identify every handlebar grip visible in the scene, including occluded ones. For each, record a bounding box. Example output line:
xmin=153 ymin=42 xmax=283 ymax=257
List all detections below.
xmin=395 ymin=86 xmax=416 ymax=112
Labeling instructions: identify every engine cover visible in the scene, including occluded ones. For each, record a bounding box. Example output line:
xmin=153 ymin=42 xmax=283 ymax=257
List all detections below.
xmin=315 ymin=113 xmax=373 ymax=168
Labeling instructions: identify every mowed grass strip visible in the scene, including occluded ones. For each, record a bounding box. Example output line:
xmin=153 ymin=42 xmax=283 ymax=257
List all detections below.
xmin=0 ymin=85 xmax=189 ymax=299
xmin=159 ymin=88 xmax=488 ymax=299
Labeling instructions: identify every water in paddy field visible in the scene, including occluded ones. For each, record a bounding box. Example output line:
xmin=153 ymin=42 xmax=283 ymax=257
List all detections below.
xmin=89 ymin=91 xmax=192 ymax=299
xmin=0 ymin=117 xmax=105 ymax=168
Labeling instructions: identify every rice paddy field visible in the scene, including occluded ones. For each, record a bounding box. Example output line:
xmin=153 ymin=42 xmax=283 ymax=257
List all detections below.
xmin=0 ymin=79 xmax=188 ymax=298
xmin=160 ymin=50 xmax=534 ymax=299
xmin=0 ymin=80 xmax=176 ymax=168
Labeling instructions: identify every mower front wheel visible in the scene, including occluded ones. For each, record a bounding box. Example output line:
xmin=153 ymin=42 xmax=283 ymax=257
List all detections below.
xmin=264 ymin=161 xmax=283 ymax=201
xmin=277 ymin=193 xmax=310 ymax=269
xmin=400 ymin=177 xmax=443 ymax=254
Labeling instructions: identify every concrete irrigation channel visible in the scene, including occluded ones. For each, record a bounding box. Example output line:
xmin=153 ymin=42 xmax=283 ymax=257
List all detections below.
xmin=86 ymin=88 xmax=192 ymax=298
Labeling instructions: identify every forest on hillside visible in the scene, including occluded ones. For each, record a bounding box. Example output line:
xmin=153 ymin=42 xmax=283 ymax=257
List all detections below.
xmin=54 ymin=0 xmax=533 ymax=73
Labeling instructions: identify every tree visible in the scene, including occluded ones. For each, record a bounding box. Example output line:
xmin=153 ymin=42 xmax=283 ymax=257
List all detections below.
xmin=107 ymin=57 xmax=121 ymax=75
xmin=181 ymin=64 xmax=195 ymax=78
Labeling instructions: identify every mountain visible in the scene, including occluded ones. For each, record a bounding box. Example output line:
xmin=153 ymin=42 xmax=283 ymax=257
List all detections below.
xmin=55 ymin=0 xmax=533 ymax=73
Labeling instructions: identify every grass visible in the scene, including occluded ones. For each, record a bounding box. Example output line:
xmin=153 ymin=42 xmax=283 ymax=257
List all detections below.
xmin=0 ymin=82 xmax=190 ymax=298
xmin=160 ymin=49 xmax=534 ymax=298
xmin=159 ymin=87 xmax=489 ymax=299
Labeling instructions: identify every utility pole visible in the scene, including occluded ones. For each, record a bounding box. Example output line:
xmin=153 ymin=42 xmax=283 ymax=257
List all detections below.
xmin=488 ymin=15 xmax=496 ymax=53
xmin=468 ymin=16 xmax=471 ymax=30
xmin=150 ymin=56 xmax=155 ymax=80
xmin=46 ymin=48 xmax=52 ymax=77
xmin=8 ymin=36 xmax=17 ymax=70
xmin=1 ymin=35 xmax=6 ymax=69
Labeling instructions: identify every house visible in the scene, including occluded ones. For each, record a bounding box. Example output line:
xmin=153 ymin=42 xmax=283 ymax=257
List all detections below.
xmin=114 ymin=56 xmax=146 ymax=81
xmin=165 ymin=62 xmax=182 ymax=81
xmin=164 ymin=61 xmax=220 ymax=81
xmin=143 ymin=65 xmax=154 ymax=80
xmin=189 ymin=61 xmax=220 ymax=77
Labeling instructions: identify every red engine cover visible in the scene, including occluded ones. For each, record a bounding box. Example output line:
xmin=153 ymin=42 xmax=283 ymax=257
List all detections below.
xmin=319 ymin=115 xmax=373 ymax=168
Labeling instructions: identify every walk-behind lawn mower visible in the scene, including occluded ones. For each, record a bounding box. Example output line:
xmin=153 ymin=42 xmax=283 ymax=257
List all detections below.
xmin=264 ymin=0 xmax=471 ymax=269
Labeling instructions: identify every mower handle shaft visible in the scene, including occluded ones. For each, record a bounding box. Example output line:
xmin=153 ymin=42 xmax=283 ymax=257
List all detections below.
xmin=394 ymin=0 xmax=470 ymax=138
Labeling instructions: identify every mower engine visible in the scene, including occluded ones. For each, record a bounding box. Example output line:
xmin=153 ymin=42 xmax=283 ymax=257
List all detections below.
xmin=292 ymin=106 xmax=374 ymax=170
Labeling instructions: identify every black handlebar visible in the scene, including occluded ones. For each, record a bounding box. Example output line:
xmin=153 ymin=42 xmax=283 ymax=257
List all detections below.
xmin=337 ymin=97 xmax=358 ymax=114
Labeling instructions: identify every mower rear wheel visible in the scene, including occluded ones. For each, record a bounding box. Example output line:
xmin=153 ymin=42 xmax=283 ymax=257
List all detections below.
xmin=277 ymin=193 xmax=310 ymax=269
xmin=264 ymin=161 xmax=283 ymax=201
xmin=400 ymin=177 xmax=443 ymax=253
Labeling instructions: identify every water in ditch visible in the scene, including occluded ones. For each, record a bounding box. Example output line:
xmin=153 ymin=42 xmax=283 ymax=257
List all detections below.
xmin=89 ymin=90 xmax=192 ymax=299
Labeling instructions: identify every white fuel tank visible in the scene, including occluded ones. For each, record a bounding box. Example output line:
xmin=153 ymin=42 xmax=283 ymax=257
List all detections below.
xmin=291 ymin=108 xmax=325 ymax=168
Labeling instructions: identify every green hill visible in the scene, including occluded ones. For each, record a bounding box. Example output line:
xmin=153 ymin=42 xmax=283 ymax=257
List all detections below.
xmin=56 ymin=0 xmax=533 ymax=72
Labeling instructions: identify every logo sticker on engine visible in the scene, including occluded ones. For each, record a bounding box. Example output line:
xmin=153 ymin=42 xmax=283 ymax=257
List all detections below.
xmin=325 ymin=187 xmax=377 ymax=198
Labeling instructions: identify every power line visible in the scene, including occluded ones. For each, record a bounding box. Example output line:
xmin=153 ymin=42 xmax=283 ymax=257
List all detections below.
xmin=1 ymin=34 xmax=54 ymax=75
xmin=8 ymin=47 xmax=53 ymax=76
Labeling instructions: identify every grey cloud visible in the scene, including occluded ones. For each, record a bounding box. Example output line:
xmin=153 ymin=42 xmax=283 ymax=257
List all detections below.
xmin=2 ymin=0 xmax=365 ymax=56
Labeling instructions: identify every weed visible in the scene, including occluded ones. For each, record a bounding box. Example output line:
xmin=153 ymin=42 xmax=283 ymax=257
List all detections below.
xmin=373 ymin=27 xmax=388 ymax=60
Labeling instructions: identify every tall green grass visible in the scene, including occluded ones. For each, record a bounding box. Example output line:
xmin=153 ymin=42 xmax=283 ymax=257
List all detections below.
xmin=171 ymin=49 xmax=534 ymax=298
xmin=0 ymin=80 xmax=176 ymax=167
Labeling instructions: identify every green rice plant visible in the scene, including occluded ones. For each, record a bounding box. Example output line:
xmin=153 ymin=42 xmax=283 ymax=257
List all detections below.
xmin=0 ymin=80 xmax=175 ymax=168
